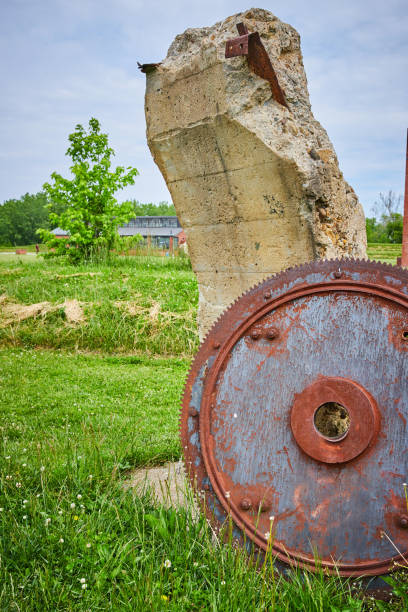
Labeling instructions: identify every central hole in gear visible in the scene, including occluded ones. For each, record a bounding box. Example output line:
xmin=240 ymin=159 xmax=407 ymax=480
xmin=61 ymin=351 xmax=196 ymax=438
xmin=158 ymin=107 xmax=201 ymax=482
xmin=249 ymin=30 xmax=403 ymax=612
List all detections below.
xmin=314 ymin=402 xmax=350 ymax=440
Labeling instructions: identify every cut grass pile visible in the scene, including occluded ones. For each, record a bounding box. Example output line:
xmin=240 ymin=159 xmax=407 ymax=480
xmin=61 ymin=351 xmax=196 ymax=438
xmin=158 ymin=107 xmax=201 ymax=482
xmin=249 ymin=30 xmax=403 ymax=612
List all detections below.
xmin=0 ymin=255 xmax=198 ymax=356
xmin=0 ymin=244 xmax=402 ymax=356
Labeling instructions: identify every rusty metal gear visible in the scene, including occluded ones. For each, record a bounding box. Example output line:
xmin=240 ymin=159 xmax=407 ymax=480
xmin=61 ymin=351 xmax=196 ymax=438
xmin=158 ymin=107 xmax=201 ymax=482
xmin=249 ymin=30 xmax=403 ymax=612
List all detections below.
xmin=180 ymin=259 xmax=408 ymax=597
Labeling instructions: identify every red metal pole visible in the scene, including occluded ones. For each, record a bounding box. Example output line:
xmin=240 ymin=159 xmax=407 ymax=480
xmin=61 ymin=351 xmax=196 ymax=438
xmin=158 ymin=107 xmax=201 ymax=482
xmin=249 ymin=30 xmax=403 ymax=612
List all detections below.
xmin=401 ymin=129 xmax=408 ymax=267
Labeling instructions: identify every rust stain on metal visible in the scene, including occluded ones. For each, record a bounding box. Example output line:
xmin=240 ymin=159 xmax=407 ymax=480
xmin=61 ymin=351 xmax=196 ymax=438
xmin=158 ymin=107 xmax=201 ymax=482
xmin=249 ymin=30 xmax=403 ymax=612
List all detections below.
xmin=180 ymin=259 xmax=408 ymax=597
xmin=225 ymin=23 xmax=288 ymax=108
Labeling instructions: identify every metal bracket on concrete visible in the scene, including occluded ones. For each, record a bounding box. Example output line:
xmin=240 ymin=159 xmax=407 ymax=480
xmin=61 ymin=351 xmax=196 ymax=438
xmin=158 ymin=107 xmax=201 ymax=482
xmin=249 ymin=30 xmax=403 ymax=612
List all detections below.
xmin=137 ymin=62 xmax=161 ymax=74
xmin=225 ymin=23 xmax=288 ymax=109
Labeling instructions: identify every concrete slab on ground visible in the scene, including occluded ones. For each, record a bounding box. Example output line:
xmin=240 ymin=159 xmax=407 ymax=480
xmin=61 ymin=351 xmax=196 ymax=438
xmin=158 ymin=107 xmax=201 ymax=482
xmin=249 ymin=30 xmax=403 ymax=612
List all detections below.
xmin=124 ymin=461 xmax=198 ymax=513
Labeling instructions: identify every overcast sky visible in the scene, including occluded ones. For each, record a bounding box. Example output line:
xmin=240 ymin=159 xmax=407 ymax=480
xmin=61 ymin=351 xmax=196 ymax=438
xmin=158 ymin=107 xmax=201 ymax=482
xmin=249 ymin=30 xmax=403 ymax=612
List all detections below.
xmin=1 ymin=0 xmax=407 ymax=215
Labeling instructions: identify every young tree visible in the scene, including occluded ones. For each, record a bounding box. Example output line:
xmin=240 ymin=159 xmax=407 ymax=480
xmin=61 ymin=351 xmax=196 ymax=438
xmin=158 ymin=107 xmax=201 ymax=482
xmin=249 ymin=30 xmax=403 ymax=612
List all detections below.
xmin=384 ymin=212 xmax=403 ymax=243
xmin=38 ymin=118 xmax=138 ymax=261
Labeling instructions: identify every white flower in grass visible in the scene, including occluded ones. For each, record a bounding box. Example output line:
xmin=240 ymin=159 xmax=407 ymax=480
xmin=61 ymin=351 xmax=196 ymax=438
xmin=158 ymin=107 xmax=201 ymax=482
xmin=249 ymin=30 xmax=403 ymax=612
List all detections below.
xmin=44 ymin=518 xmax=51 ymax=526
xmin=86 ymin=542 xmax=91 ymax=548
xmin=80 ymin=504 xmax=85 ymax=509
xmin=22 ymin=515 xmax=27 ymax=520
xmin=70 ymin=503 xmax=76 ymax=509
xmin=225 ymin=491 xmax=230 ymax=499
xmin=77 ymin=494 xmax=82 ymax=500
xmin=40 ymin=466 xmax=45 ymax=472
xmin=36 ymin=494 xmax=40 ymax=498
xmin=193 ymin=562 xmax=198 ymax=567
xmin=5 ymin=475 xmax=12 ymax=480
xmin=22 ymin=463 xmax=26 ymax=467
xmin=23 ymin=500 xmax=28 ymax=505
xmin=59 ymin=538 xmax=64 ymax=543
xmin=269 ymin=515 xmax=275 ymax=522
xmin=81 ymin=583 xmax=87 ymax=590
xmin=15 ymin=482 xmax=22 ymax=488
xmin=5 ymin=456 xmax=10 ymax=460
xmin=264 ymin=532 xmax=271 ymax=540
xmin=221 ymin=580 xmax=226 ymax=585
xmin=164 ymin=559 xmax=172 ymax=568
xmin=89 ymin=474 xmax=93 ymax=479
xmin=80 ymin=578 xmax=86 ymax=584
xmin=23 ymin=448 xmax=27 ymax=452
xmin=0 ymin=508 xmax=3 ymax=512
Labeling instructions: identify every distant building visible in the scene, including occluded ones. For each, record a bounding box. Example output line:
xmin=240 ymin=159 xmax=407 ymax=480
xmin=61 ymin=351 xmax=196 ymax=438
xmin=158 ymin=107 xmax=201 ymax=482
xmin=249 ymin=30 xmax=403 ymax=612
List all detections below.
xmin=50 ymin=227 xmax=70 ymax=239
xmin=51 ymin=216 xmax=185 ymax=251
xmin=118 ymin=216 xmax=184 ymax=250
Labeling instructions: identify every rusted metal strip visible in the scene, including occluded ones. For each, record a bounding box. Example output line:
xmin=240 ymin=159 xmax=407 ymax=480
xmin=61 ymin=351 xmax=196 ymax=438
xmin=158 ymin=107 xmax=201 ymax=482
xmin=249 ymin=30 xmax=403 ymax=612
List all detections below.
xmin=137 ymin=62 xmax=161 ymax=74
xmin=225 ymin=34 xmax=249 ymax=57
xmin=401 ymin=129 xmax=408 ymax=267
xmin=225 ymin=23 xmax=288 ymax=108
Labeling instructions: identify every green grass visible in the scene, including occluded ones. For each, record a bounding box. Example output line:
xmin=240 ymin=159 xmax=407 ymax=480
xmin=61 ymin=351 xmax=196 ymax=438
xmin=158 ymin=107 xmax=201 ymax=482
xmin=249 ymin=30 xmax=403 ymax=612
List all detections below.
xmin=1 ymin=348 xmax=400 ymax=610
xmin=0 ymin=255 xmax=198 ymax=356
xmin=0 ymin=249 xmax=407 ymax=609
xmin=0 ymin=349 xmax=186 ymax=469
xmin=0 ymin=245 xmax=402 ymax=357
xmin=0 ymin=244 xmax=48 ymax=253
xmin=366 ymin=243 xmax=402 ymax=265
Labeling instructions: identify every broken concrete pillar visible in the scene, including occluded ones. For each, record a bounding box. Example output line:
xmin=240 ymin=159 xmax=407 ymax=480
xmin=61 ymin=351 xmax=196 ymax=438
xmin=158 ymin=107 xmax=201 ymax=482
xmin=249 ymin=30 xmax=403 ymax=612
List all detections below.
xmin=143 ymin=8 xmax=367 ymax=338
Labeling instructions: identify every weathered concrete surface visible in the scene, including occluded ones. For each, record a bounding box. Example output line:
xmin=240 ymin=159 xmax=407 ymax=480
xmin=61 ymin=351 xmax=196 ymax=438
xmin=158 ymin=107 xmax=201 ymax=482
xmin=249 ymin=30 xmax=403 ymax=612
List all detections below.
xmin=124 ymin=461 xmax=195 ymax=511
xmin=144 ymin=8 xmax=367 ymax=338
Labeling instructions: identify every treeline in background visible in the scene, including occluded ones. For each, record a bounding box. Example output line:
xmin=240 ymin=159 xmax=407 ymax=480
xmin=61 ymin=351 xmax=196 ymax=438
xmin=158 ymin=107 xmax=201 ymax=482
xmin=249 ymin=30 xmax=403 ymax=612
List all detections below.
xmin=365 ymin=190 xmax=403 ymax=244
xmin=0 ymin=189 xmax=403 ymax=247
xmin=0 ymin=193 xmax=176 ymax=247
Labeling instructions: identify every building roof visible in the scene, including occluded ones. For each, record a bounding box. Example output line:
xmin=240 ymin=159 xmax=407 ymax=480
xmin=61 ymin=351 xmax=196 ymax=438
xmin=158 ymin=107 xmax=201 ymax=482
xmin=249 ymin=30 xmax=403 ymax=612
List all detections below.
xmin=118 ymin=227 xmax=182 ymax=237
xmin=51 ymin=227 xmax=69 ymax=236
xmin=118 ymin=216 xmax=183 ymax=237
xmin=52 ymin=217 xmax=184 ymax=239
